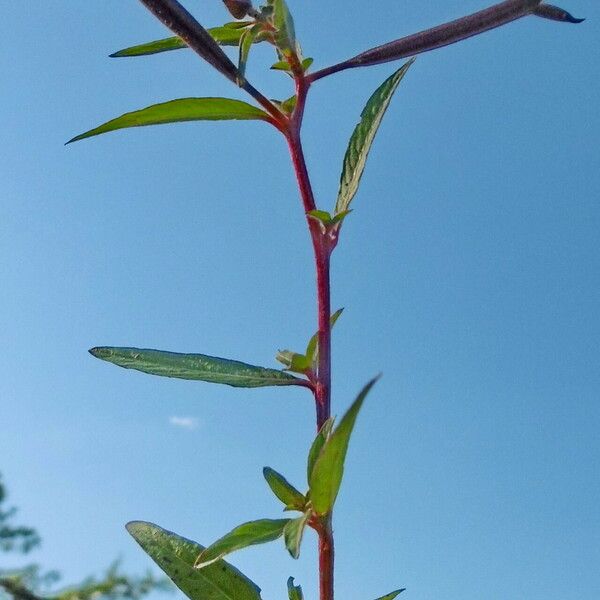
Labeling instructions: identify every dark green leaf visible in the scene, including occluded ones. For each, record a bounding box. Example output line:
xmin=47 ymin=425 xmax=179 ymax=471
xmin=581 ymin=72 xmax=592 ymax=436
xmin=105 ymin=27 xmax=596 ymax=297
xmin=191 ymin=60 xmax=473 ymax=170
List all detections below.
xmin=306 ymin=417 xmax=334 ymax=482
xmin=374 ymin=590 xmax=406 ymax=600
xmin=263 ymin=468 xmax=306 ymax=511
xmin=272 ymin=0 xmax=296 ymax=55
xmin=335 ymin=59 xmax=414 ymax=215
xmin=89 ymin=347 xmax=307 ymax=388
xmin=67 ymin=98 xmax=271 ymax=143
xmin=287 ymin=578 xmax=304 ymax=600
xmin=126 ymin=521 xmax=262 ymax=600
xmin=283 ymin=514 xmax=309 ymax=559
xmin=195 ymin=520 xmax=290 ymax=568
xmin=309 ymin=377 xmax=379 ymax=514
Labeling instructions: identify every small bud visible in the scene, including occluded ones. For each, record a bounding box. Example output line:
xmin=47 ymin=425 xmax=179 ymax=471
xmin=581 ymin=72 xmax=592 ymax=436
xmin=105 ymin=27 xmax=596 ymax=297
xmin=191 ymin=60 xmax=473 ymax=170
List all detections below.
xmin=222 ymin=0 xmax=252 ymax=19
xmin=533 ymin=4 xmax=585 ymax=23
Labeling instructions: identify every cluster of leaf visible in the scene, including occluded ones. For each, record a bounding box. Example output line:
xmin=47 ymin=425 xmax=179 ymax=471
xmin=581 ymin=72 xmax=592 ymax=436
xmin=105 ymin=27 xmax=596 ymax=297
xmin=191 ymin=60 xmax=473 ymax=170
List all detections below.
xmin=125 ymin=376 xmax=401 ymax=600
xmin=0 ymin=474 xmax=169 ymax=600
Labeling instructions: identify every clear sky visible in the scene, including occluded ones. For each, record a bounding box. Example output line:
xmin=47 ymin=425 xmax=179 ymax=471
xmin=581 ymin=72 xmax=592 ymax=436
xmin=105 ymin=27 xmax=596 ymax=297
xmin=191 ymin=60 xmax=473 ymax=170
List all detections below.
xmin=1 ymin=2 xmax=598 ymax=600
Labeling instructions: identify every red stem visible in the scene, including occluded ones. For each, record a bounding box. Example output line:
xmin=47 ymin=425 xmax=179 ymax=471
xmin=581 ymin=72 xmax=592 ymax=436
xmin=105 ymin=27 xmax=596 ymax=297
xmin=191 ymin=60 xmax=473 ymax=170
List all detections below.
xmin=285 ymin=73 xmax=335 ymax=600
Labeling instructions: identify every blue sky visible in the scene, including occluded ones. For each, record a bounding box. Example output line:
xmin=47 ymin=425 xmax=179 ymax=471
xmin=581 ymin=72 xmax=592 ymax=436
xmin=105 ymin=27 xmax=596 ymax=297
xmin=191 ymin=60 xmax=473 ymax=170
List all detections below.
xmin=1 ymin=2 xmax=598 ymax=599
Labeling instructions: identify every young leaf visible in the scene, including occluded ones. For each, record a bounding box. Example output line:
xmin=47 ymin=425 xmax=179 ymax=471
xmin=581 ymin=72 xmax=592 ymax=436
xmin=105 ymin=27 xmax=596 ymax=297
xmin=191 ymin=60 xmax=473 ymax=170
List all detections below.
xmin=275 ymin=350 xmax=311 ymax=374
xmin=305 ymin=308 xmax=344 ymax=365
xmin=374 ymin=590 xmax=406 ymax=600
xmin=67 ymin=98 xmax=271 ymax=143
xmin=138 ymin=0 xmax=240 ymax=83
xmin=272 ymin=0 xmax=296 ymax=55
xmin=263 ymin=467 xmax=306 ymax=511
xmin=126 ymin=521 xmax=262 ymax=600
xmin=306 ymin=417 xmax=335 ymax=482
xmin=195 ymin=520 xmax=290 ymax=568
xmin=238 ymin=25 xmax=262 ymax=82
xmin=89 ymin=347 xmax=308 ymax=388
xmin=109 ymin=26 xmax=257 ymax=58
xmin=283 ymin=513 xmax=309 ymax=559
xmin=309 ymin=377 xmax=379 ymax=515
xmin=335 ymin=60 xmax=414 ymax=215
xmin=287 ymin=578 xmax=304 ymax=600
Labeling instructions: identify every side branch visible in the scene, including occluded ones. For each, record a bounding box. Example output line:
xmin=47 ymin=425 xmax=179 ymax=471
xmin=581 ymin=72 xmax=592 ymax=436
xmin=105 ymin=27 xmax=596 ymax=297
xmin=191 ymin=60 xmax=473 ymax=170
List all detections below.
xmin=308 ymin=0 xmax=582 ymax=81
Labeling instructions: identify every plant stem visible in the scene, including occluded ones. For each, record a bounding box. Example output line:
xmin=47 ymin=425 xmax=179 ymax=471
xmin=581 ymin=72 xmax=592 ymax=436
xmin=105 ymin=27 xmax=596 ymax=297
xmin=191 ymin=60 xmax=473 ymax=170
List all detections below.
xmin=285 ymin=73 xmax=334 ymax=600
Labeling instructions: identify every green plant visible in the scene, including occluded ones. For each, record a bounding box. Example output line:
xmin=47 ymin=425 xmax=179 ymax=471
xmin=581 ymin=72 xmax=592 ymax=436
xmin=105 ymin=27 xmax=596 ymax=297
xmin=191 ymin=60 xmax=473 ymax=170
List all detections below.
xmin=68 ymin=1 xmax=583 ymax=599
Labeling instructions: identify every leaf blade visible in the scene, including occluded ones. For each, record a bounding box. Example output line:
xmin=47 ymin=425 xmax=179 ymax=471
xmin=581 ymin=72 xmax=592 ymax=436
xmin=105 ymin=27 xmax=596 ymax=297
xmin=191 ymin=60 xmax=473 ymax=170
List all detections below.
xmin=89 ymin=347 xmax=307 ymax=388
xmin=335 ymin=60 xmax=414 ymax=215
xmin=283 ymin=514 xmax=309 ymax=559
xmin=67 ymin=98 xmax=270 ymax=144
xmin=287 ymin=578 xmax=304 ymax=600
xmin=374 ymin=590 xmax=406 ymax=600
xmin=126 ymin=521 xmax=262 ymax=600
xmin=195 ymin=519 xmax=290 ymax=568
xmin=309 ymin=377 xmax=379 ymax=514
xmin=306 ymin=417 xmax=335 ymax=483
xmin=263 ymin=468 xmax=306 ymax=511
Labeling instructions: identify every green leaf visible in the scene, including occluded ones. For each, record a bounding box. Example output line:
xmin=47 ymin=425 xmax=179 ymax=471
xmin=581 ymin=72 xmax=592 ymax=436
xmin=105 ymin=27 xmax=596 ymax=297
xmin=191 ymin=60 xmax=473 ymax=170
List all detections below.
xmin=126 ymin=521 xmax=262 ymax=600
xmin=270 ymin=61 xmax=292 ymax=71
xmin=306 ymin=417 xmax=335 ymax=482
xmin=195 ymin=520 xmax=290 ymax=568
xmin=301 ymin=58 xmax=314 ymax=71
xmin=335 ymin=59 xmax=414 ymax=215
xmin=275 ymin=350 xmax=311 ymax=374
xmin=109 ymin=25 xmax=259 ymax=58
xmin=309 ymin=377 xmax=379 ymax=514
xmin=89 ymin=347 xmax=307 ymax=388
xmin=272 ymin=0 xmax=296 ymax=55
xmin=263 ymin=468 xmax=306 ymax=511
xmin=67 ymin=98 xmax=271 ymax=144
xmin=238 ymin=25 xmax=262 ymax=82
xmin=374 ymin=590 xmax=406 ymax=600
xmin=305 ymin=308 xmax=344 ymax=365
xmin=287 ymin=578 xmax=304 ymax=600
xmin=283 ymin=514 xmax=309 ymax=559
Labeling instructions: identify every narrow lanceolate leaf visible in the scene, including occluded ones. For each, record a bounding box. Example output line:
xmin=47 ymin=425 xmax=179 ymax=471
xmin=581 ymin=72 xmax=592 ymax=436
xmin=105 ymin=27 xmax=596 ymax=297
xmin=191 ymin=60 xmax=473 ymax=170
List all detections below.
xmin=67 ymin=98 xmax=270 ymax=143
xmin=306 ymin=417 xmax=335 ymax=482
xmin=287 ymin=578 xmax=304 ymax=600
xmin=110 ymin=26 xmax=258 ymax=57
xmin=272 ymin=0 xmax=296 ymax=55
xmin=238 ymin=25 xmax=262 ymax=82
xmin=305 ymin=308 xmax=344 ymax=365
xmin=335 ymin=60 xmax=414 ymax=215
xmin=263 ymin=468 xmax=306 ymax=511
xmin=138 ymin=0 xmax=240 ymax=83
xmin=89 ymin=347 xmax=307 ymax=388
xmin=283 ymin=514 xmax=309 ymax=559
xmin=309 ymin=377 xmax=379 ymax=515
xmin=126 ymin=521 xmax=262 ymax=600
xmin=374 ymin=590 xmax=406 ymax=600
xmin=195 ymin=520 xmax=290 ymax=568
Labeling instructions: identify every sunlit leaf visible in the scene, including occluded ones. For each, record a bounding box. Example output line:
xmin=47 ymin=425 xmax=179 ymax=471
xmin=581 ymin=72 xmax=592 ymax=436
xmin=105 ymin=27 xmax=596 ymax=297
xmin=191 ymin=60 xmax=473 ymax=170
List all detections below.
xmin=374 ymin=589 xmax=406 ymax=600
xmin=67 ymin=98 xmax=270 ymax=143
xmin=263 ymin=467 xmax=306 ymax=511
xmin=126 ymin=521 xmax=262 ymax=600
xmin=195 ymin=520 xmax=290 ymax=568
xmin=305 ymin=308 xmax=344 ymax=365
xmin=272 ymin=0 xmax=296 ymax=55
xmin=238 ymin=24 xmax=262 ymax=82
xmin=306 ymin=417 xmax=334 ymax=482
xmin=287 ymin=577 xmax=304 ymax=600
xmin=335 ymin=59 xmax=414 ymax=215
xmin=283 ymin=513 xmax=309 ymax=559
xmin=89 ymin=347 xmax=307 ymax=388
xmin=309 ymin=377 xmax=379 ymax=514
